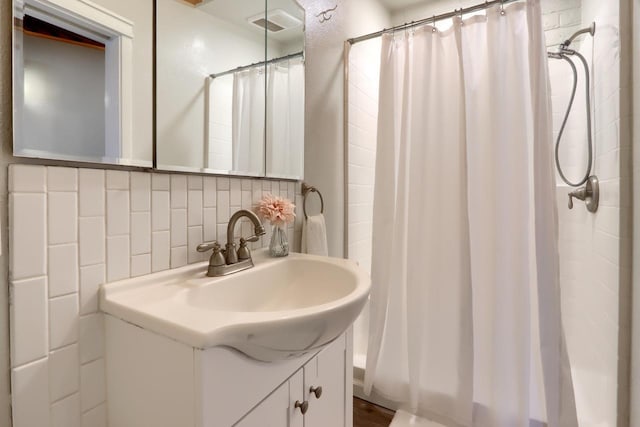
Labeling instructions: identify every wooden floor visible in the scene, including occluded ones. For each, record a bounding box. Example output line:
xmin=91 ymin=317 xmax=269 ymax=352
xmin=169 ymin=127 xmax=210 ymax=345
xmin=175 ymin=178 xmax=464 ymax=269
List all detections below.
xmin=353 ymin=397 xmax=395 ymax=427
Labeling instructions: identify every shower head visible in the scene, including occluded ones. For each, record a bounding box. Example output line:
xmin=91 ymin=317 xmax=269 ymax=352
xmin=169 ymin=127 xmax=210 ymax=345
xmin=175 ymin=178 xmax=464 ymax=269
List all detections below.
xmin=561 ymin=22 xmax=596 ymax=49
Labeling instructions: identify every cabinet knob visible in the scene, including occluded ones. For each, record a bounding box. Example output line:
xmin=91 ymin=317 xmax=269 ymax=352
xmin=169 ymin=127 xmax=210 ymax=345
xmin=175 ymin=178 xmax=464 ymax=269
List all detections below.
xmin=294 ymin=400 xmax=309 ymax=414
xmin=310 ymin=385 xmax=323 ymax=399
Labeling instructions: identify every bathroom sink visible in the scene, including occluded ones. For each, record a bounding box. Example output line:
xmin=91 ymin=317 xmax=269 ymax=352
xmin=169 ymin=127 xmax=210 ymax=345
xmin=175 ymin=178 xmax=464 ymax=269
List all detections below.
xmin=100 ymin=250 xmax=370 ymax=361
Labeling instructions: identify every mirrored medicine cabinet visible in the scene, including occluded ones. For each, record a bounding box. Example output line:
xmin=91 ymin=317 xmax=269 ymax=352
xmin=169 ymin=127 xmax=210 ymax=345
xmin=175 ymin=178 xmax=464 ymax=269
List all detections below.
xmin=156 ymin=0 xmax=305 ymax=179
xmin=12 ymin=0 xmax=305 ymax=180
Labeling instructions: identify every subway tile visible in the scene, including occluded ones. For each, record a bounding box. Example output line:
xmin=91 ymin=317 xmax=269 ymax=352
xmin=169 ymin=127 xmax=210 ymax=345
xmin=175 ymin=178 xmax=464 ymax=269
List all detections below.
xmin=51 ymin=393 xmax=81 ymax=427
xmin=79 ymin=217 xmax=105 ymax=267
xmin=152 ymin=173 xmax=170 ymax=191
xmin=49 ymin=293 xmax=79 ymax=350
xmin=79 ymin=169 xmax=105 ymax=217
xmin=152 ymin=231 xmax=170 ymax=272
xmin=203 ymin=208 xmax=217 ymax=241
xmin=48 ymin=167 xmax=78 ymax=192
xmin=170 ymin=246 xmax=187 ymax=269
xmin=203 ymin=177 xmax=217 ymax=207
xmin=81 ymin=402 xmax=107 ymax=427
xmin=9 ymin=164 xmax=46 ymax=193
xmin=49 ymin=244 xmax=78 ymax=297
xmin=10 ymin=277 xmax=48 ymax=367
xmin=79 ymin=313 xmax=104 ymax=365
xmin=171 ymin=209 xmax=187 ymax=247
xmin=130 ymin=172 xmax=151 ymax=212
xmin=106 ymin=190 xmax=130 ymax=236
xmin=241 ymin=190 xmax=252 ymax=210
xmin=49 ymin=192 xmax=77 ymax=245
xmin=188 ymin=226 xmax=204 ymax=263
xmin=188 ymin=175 xmax=203 ymax=190
xmin=171 ymin=175 xmax=187 ymax=208
xmin=10 ymin=193 xmax=46 ymax=280
xmin=217 ymin=177 xmax=230 ymax=190
xmin=262 ymin=180 xmax=271 ymax=191
xmin=217 ymin=191 xmax=230 ymax=224
xmin=106 ymin=236 xmax=130 ymax=282
xmin=131 ymin=212 xmax=151 ymax=255
xmin=188 ymin=190 xmax=203 ymax=226
xmin=11 ymin=358 xmax=49 ymax=427
xmin=50 ymin=344 xmax=80 ymax=402
xmin=216 ymin=224 xmax=227 ymax=244
xmin=79 ymin=264 xmax=105 ymax=315
xmin=131 ymin=254 xmax=151 ymax=277
xmin=80 ymin=358 xmax=106 ymax=412
xmin=106 ymin=171 xmax=129 ymax=190
xmin=241 ymin=179 xmax=252 ymax=191
xmin=230 ymin=179 xmax=241 ymax=205
xmin=152 ymin=191 xmax=170 ymax=231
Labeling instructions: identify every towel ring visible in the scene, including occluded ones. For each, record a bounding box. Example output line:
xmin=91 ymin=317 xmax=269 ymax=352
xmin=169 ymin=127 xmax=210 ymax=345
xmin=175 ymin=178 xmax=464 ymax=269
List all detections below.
xmin=302 ymin=183 xmax=324 ymax=220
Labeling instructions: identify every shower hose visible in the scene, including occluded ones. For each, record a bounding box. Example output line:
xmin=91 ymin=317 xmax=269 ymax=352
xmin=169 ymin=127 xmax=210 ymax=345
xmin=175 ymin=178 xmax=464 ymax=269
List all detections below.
xmin=553 ymin=50 xmax=593 ymax=187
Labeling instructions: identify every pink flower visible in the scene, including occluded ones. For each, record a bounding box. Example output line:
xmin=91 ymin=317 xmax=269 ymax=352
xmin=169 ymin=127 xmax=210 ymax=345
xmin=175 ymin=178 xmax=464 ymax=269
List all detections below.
xmin=257 ymin=194 xmax=296 ymax=228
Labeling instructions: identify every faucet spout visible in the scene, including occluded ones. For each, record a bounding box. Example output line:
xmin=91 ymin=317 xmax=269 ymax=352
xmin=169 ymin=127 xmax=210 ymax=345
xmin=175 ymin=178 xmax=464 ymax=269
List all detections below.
xmin=225 ymin=209 xmax=266 ymax=264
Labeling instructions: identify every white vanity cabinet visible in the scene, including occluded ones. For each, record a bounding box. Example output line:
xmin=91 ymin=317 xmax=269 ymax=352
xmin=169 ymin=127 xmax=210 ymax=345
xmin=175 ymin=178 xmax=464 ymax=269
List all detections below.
xmin=105 ymin=315 xmax=353 ymax=427
xmin=235 ymin=370 xmax=304 ymax=427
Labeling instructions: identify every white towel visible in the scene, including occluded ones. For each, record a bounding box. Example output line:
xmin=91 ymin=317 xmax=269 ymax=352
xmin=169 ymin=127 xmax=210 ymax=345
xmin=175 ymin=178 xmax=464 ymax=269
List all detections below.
xmin=301 ymin=214 xmax=328 ymax=256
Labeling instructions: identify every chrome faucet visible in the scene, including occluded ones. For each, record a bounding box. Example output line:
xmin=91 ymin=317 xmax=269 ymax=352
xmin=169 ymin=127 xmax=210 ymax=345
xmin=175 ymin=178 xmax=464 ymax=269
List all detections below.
xmin=196 ymin=209 xmax=266 ymax=277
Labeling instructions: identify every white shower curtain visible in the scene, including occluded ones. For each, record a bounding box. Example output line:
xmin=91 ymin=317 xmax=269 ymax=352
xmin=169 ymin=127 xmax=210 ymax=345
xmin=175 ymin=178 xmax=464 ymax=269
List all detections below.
xmin=364 ymin=2 xmax=577 ymax=427
xmin=266 ymin=57 xmax=305 ymax=177
xmin=232 ymin=67 xmax=265 ymax=173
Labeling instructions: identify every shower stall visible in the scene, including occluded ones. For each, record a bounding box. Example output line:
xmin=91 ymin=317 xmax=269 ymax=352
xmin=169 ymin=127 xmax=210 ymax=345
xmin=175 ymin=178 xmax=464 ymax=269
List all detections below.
xmin=344 ymin=0 xmax=632 ymax=425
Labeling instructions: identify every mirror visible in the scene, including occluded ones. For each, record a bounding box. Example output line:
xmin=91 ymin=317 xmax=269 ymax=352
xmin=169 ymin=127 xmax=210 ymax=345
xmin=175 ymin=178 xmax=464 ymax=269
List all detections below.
xmin=12 ymin=0 xmax=153 ymax=167
xmin=265 ymin=0 xmax=305 ymax=179
xmin=155 ymin=0 xmax=305 ymax=179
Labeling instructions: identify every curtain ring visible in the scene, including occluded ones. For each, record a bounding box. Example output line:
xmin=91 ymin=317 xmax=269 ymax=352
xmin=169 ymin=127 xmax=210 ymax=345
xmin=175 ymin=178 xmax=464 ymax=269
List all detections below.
xmin=432 ymin=15 xmax=437 ymax=32
xmin=500 ymin=0 xmax=506 ymax=15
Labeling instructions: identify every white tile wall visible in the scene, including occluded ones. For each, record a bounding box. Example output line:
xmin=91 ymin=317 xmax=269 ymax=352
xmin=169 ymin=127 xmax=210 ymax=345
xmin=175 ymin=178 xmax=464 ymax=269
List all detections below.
xmin=9 ymin=164 xmax=302 ymax=427
xmin=549 ymin=1 xmax=629 ymax=425
xmin=346 ymin=38 xmax=382 ymax=361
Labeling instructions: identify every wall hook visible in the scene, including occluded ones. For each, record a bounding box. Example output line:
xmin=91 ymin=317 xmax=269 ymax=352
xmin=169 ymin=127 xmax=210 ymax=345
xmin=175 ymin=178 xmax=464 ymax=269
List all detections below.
xmin=316 ymin=5 xmax=337 ymax=23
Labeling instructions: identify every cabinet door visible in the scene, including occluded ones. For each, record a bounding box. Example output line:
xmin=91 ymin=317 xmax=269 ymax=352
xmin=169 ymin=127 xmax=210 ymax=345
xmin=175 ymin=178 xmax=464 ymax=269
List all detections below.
xmin=235 ymin=370 xmax=304 ymax=427
xmin=303 ymin=338 xmax=347 ymax=427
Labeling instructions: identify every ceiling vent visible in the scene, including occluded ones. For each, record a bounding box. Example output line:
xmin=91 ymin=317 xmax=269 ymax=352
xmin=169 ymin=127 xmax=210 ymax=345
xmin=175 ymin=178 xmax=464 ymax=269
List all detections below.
xmin=248 ymin=9 xmax=302 ymax=33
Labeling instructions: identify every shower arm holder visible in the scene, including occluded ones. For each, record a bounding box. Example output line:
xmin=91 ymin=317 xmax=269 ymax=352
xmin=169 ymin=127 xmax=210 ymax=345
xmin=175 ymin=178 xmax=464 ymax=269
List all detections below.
xmin=567 ymin=175 xmax=599 ymax=213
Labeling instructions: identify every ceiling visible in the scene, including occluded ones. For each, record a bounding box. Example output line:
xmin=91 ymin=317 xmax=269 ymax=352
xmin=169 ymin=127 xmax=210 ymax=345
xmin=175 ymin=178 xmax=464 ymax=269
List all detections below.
xmin=197 ymin=0 xmax=304 ymax=44
xmin=377 ymin=0 xmax=437 ymax=13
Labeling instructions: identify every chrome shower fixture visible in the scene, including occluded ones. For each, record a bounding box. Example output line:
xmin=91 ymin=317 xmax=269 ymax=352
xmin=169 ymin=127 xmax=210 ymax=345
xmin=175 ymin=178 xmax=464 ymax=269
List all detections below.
xmin=560 ymin=22 xmax=596 ymax=50
xmin=547 ymin=22 xmax=598 ymax=212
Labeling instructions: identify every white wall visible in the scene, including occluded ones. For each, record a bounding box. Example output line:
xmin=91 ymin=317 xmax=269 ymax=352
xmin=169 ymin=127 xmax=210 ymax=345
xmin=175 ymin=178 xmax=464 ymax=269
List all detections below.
xmin=20 ymin=34 xmax=106 ymax=159
xmin=299 ymin=0 xmax=390 ymax=258
xmin=7 ymin=165 xmax=303 ymax=427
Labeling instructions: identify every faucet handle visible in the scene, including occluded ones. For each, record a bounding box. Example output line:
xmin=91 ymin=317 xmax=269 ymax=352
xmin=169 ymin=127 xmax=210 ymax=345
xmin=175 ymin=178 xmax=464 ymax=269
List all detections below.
xmin=237 ymin=238 xmax=251 ymax=261
xmin=197 ymin=241 xmax=220 ymax=253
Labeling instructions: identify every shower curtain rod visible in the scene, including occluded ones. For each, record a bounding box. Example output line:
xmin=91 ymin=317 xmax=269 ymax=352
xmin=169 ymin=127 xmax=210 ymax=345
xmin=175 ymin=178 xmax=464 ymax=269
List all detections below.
xmin=209 ymin=51 xmax=304 ymax=79
xmin=347 ymin=0 xmax=521 ymax=45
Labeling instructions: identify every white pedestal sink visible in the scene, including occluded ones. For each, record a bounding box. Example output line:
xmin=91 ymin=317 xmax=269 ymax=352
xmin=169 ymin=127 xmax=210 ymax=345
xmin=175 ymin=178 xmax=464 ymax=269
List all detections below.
xmin=100 ymin=250 xmax=370 ymax=361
